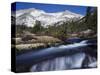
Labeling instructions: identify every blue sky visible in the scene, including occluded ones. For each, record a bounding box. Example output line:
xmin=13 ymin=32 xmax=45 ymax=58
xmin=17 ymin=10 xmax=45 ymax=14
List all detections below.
xmin=12 ymin=2 xmax=90 ymax=16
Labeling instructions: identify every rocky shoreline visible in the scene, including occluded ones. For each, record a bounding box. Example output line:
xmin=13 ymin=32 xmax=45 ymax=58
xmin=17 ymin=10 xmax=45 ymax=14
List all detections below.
xmin=12 ymin=33 xmax=62 ymax=52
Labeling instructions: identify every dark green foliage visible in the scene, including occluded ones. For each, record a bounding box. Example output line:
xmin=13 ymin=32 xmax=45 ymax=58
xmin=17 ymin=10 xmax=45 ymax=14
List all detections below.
xmin=16 ymin=25 xmax=27 ymax=33
xmin=82 ymin=7 xmax=97 ymax=32
xmin=42 ymin=23 xmax=68 ymax=40
xmin=16 ymin=25 xmax=26 ymax=34
xmin=66 ymin=7 xmax=97 ymax=33
xmin=32 ymin=21 xmax=44 ymax=34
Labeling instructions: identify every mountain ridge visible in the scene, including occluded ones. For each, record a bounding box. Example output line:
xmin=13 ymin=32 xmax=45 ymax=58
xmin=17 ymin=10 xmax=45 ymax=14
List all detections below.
xmin=12 ymin=8 xmax=84 ymax=27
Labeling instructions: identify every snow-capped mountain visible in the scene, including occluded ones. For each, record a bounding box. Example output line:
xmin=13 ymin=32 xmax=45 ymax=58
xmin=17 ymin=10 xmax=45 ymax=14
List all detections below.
xmin=12 ymin=8 xmax=84 ymax=27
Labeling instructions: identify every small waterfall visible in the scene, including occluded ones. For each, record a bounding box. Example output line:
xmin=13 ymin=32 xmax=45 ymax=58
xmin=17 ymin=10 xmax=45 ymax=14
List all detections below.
xmin=80 ymin=40 xmax=88 ymax=44
xmin=30 ymin=52 xmax=96 ymax=72
xmin=58 ymin=42 xmax=87 ymax=49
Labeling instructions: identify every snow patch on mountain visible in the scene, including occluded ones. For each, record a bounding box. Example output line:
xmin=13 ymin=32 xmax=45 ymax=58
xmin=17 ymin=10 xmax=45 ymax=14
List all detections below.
xmin=12 ymin=8 xmax=84 ymax=27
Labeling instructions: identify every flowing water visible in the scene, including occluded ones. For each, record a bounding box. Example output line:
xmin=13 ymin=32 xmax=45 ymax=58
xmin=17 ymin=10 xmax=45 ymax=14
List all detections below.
xmin=16 ymin=39 xmax=97 ymax=72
